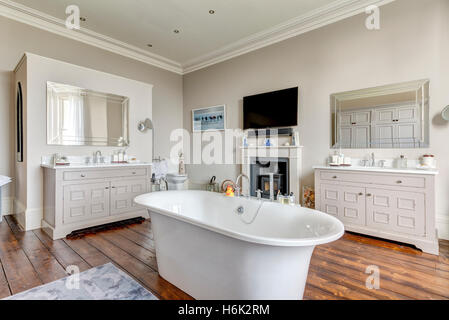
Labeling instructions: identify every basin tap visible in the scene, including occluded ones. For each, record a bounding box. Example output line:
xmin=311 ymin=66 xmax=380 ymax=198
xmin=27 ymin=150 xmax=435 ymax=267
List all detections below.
xmin=370 ymin=153 xmax=376 ymax=167
xmin=93 ymin=150 xmax=103 ymax=164
xmin=235 ymin=174 xmax=250 ymax=197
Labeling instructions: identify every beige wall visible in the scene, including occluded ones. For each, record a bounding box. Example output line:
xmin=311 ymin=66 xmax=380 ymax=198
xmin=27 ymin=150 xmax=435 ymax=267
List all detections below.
xmin=0 ymin=16 xmax=183 ymax=212
xmin=183 ymin=0 xmax=449 ymax=238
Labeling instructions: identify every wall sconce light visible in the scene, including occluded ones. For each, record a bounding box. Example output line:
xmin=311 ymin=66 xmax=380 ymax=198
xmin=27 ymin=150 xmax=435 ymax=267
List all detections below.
xmin=442 ymin=105 xmax=449 ymax=121
xmin=137 ymin=118 xmax=155 ymax=159
xmin=137 ymin=118 xmax=153 ymax=132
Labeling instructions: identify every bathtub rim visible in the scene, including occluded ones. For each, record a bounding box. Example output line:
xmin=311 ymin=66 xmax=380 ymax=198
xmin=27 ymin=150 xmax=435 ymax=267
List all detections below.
xmin=134 ymin=191 xmax=344 ymax=248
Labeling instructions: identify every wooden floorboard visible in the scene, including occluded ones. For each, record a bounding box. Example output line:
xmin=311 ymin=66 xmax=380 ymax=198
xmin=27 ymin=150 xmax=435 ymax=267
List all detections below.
xmin=0 ymin=259 xmax=11 ymax=299
xmin=33 ymin=229 xmax=91 ymax=272
xmin=1 ymin=216 xmax=448 ymax=300
xmin=63 ymin=237 xmax=112 ymax=268
xmin=83 ymin=234 xmax=192 ymax=300
xmin=98 ymin=231 xmax=158 ymax=270
xmin=0 ymin=220 xmax=42 ymax=294
xmin=4 ymin=216 xmax=68 ymax=284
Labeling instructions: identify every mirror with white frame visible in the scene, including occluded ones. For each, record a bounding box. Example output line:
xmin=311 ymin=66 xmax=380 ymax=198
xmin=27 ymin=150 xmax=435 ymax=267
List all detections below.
xmin=331 ymin=79 xmax=429 ymax=149
xmin=47 ymin=82 xmax=129 ymax=146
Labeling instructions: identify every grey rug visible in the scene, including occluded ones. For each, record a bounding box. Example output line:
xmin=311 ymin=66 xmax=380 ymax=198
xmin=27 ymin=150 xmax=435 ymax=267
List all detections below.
xmin=4 ymin=263 xmax=158 ymax=300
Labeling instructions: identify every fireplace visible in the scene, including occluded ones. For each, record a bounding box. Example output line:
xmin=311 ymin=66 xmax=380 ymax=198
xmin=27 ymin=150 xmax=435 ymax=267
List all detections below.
xmin=250 ymin=157 xmax=289 ymax=199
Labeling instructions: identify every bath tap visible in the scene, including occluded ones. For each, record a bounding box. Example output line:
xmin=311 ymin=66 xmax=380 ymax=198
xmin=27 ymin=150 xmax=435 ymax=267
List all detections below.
xmin=235 ymin=174 xmax=250 ymax=197
xmin=370 ymin=152 xmax=376 ymax=167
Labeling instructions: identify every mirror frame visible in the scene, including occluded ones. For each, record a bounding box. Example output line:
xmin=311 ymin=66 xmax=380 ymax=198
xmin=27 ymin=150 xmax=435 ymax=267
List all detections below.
xmin=46 ymin=81 xmax=130 ymax=147
xmin=331 ymin=79 xmax=430 ymax=149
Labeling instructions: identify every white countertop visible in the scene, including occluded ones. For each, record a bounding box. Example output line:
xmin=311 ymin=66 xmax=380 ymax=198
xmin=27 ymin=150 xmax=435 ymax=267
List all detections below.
xmin=0 ymin=175 xmax=12 ymax=187
xmin=313 ymin=165 xmax=439 ymax=175
xmin=41 ymin=162 xmax=152 ymax=170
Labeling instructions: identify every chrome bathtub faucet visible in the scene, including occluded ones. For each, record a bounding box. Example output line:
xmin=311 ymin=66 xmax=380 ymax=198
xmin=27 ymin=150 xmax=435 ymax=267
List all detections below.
xmin=235 ymin=174 xmax=250 ymax=197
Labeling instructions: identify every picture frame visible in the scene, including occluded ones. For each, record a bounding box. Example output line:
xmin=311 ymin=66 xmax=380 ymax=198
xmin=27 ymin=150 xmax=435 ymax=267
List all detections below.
xmin=192 ymin=105 xmax=226 ymax=132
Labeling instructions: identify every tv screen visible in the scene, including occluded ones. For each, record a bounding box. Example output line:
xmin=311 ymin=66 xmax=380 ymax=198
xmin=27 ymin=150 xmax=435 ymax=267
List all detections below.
xmin=243 ymin=87 xmax=298 ymax=130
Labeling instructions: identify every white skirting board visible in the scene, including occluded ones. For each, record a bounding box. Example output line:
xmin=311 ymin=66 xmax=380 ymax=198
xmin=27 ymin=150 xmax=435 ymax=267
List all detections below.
xmin=1 ymin=197 xmax=13 ymax=215
xmin=437 ymin=215 xmax=449 ymax=240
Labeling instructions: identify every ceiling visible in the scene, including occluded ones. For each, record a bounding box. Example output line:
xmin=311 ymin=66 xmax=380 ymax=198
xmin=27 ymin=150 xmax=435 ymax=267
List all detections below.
xmin=2 ymin=0 xmax=394 ymax=74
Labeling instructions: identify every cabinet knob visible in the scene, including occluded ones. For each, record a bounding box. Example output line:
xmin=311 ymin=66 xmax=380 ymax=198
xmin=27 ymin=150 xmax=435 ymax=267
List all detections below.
xmin=105 ymin=187 xmax=109 ymax=190
xmin=111 ymin=186 xmax=116 ymax=189
xmin=366 ymin=193 xmax=372 ymax=197
xmin=332 ymin=176 xmax=338 ymax=179
xmin=132 ymin=172 xmax=136 ymax=175
xmin=397 ymin=180 xmax=403 ymax=184
xmin=80 ymin=174 xmax=86 ymax=178
xmin=358 ymin=193 xmax=364 ymax=196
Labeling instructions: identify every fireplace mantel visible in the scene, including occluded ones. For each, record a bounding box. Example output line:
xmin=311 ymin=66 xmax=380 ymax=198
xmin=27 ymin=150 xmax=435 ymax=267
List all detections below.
xmin=241 ymin=146 xmax=303 ymax=204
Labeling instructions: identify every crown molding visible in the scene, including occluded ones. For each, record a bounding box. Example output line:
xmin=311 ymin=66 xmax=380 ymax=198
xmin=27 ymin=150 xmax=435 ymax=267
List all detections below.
xmin=182 ymin=0 xmax=396 ymax=74
xmin=0 ymin=0 xmax=183 ymax=74
xmin=0 ymin=0 xmax=396 ymax=75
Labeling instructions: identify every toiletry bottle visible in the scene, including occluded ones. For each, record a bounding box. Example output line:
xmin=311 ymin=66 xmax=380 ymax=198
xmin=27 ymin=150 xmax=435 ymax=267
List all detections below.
xmin=151 ymin=174 xmax=160 ymax=192
xmin=179 ymin=153 xmax=186 ymax=175
xmin=338 ymin=153 xmax=345 ymax=166
xmin=399 ymin=155 xmax=408 ymax=169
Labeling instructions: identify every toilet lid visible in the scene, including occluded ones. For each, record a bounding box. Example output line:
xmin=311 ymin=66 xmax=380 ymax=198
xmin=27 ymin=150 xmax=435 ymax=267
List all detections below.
xmin=166 ymin=173 xmax=187 ymax=178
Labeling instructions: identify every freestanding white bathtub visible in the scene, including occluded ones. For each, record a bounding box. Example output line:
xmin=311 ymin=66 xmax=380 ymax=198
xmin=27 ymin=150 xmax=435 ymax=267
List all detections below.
xmin=134 ymin=191 xmax=344 ymax=300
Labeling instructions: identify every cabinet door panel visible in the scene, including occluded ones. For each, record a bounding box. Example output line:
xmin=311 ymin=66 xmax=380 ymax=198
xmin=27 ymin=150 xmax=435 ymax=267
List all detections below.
xmin=338 ymin=126 xmax=352 ymax=148
xmin=353 ymin=111 xmax=371 ymax=126
xmin=320 ymin=184 xmax=365 ymax=226
xmin=397 ymin=123 xmax=419 ymax=148
xmin=353 ymin=126 xmax=370 ymax=148
xmin=366 ymin=188 xmax=425 ymax=236
xmin=63 ymin=182 xmax=109 ymax=224
xmin=397 ymin=106 xmax=418 ymax=123
xmin=373 ymin=124 xmax=395 ymax=148
xmin=340 ymin=113 xmax=352 ymax=126
xmin=374 ymin=108 xmax=396 ymax=123
xmin=111 ymin=179 xmax=147 ymax=216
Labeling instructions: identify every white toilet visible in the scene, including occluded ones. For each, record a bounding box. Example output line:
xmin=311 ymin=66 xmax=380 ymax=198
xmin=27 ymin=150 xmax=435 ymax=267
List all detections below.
xmin=166 ymin=173 xmax=188 ymax=190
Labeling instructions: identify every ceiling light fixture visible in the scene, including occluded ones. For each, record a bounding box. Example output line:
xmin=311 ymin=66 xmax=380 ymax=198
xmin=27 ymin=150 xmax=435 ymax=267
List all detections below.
xmin=209 ymin=10 xmax=215 ymax=14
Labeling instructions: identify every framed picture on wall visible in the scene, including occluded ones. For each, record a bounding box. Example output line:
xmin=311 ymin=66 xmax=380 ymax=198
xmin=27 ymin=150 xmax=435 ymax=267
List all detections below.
xmin=192 ymin=105 xmax=226 ymax=132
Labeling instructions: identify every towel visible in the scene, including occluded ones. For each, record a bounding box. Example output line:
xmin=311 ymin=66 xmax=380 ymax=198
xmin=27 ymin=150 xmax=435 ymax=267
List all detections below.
xmin=0 ymin=175 xmax=12 ymax=188
xmin=152 ymin=160 xmax=168 ymax=180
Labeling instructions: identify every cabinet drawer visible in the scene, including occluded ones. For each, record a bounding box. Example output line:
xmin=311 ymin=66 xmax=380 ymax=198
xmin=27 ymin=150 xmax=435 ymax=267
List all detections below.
xmin=320 ymin=171 xmax=425 ymax=188
xmin=63 ymin=168 xmax=147 ymax=181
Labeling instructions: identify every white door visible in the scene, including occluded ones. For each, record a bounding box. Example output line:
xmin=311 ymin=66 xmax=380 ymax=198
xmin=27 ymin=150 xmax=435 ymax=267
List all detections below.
xmin=111 ymin=179 xmax=147 ymax=216
xmin=373 ymin=124 xmax=395 ymax=148
xmin=340 ymin=112 xmax=353 ymax=126
xmin=374 ymin=107 xmax=396 ymax=124
xmin=338 ymin=126 xmax=352 ymax=148
xmin=63 ymin=182 xmax=110 ymax=224
xmin=397 ymin=122 xmax=419 ymax=148
xmin=353 ymin=125 xmax=370 ymax=148
xmin=353 ymin=111 xmax=371 ymax=126
xmin=320 ymin=184 xmax=366 ymax=226
xmin=396 ymin=105 xmax=418 ymax=123
xmin=366 ymin=188 xmax=425 ymax=236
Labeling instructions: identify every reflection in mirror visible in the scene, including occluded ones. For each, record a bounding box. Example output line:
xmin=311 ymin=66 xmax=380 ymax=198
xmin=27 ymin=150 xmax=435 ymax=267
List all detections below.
xmin=442 ymin=105 xmax=449 ymax=121
xmin=47 ymin=82 xmax=129 ymax=146
xmin=331 ymin=79 xmax=429 ymax=149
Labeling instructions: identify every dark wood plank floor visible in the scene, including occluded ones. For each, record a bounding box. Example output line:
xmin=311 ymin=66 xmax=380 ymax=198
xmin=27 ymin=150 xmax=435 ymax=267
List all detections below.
xmin=0 ymin=215 xmax=448 ymax=300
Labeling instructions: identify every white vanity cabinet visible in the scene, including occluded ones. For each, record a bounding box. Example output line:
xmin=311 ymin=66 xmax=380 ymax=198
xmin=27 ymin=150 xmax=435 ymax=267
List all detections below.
xmin=42 ymin=165 xmax=152 ymax=240
xmin=315 ymin=167 xmax=439 ymax=254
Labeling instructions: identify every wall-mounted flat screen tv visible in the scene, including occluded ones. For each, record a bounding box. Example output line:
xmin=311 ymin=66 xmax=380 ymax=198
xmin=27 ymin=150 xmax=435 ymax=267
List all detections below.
xmin=243 ymin=87 xmax=298 ymax=130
